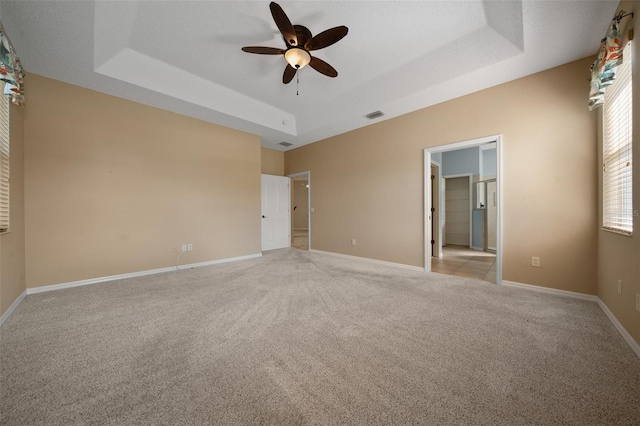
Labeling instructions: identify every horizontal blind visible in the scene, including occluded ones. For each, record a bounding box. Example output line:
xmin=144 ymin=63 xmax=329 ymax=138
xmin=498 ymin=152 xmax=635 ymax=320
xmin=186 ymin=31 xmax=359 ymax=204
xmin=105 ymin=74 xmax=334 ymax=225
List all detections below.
xmin=603 ymin=42 xmax=633 ymax=234
xmin=0 ymin=82 xmax=8 ymax=232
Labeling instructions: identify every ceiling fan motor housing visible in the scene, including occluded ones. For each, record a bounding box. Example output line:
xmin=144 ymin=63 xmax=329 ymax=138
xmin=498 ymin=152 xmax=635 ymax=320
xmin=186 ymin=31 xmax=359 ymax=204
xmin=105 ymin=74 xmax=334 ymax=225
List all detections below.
xmin=290 ymin=25 xmax=312 ymax=47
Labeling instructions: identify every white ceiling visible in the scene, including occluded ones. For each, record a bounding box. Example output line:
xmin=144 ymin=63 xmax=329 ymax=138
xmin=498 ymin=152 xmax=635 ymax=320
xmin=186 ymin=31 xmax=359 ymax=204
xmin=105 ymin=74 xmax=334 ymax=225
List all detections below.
xmin=0 ymin=1 xmax=618 ymax=151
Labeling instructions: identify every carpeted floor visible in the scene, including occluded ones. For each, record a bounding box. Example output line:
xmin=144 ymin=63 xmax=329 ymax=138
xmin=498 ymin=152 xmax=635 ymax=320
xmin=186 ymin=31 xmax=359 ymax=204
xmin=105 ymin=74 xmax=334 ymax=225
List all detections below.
xmin=1 ymin=248 xmax=639 ymax=425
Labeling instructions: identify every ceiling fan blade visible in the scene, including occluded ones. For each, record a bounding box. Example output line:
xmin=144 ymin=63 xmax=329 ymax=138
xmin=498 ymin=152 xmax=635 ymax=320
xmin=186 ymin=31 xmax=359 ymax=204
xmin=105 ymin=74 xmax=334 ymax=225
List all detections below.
xmin=283 ymin=64 xmax=297 ymax=84
xmin=305 ymin=26 xmax=348 ymax=51
xmin=242 ymin=46 xmax=285 ymax=55
xmin=309 ymin=56 xmax=338 ymax=78
xmin=270 ymin=2 xmax=298 ymax=46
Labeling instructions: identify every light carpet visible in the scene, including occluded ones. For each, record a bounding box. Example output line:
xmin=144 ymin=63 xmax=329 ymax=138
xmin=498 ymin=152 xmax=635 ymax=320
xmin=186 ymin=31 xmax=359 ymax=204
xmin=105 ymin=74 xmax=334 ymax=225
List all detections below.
xmin=1 ymin=248 xmax=639 ymax=425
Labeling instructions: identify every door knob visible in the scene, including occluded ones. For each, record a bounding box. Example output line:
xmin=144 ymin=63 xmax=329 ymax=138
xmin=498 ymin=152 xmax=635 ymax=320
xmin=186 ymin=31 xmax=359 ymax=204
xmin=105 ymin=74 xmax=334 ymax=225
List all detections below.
xmin=262 ymin=215 xmax=266 ymax=218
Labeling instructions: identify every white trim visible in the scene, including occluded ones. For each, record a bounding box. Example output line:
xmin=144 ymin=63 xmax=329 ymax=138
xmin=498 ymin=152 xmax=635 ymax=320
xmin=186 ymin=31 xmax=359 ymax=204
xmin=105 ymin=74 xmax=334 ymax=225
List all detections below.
xmin=501 ymin=280 xmax=598 ymax=302
xmin=480 ymin=142 xmax=497 ymax=150
xmin=0 ymin=289 xmax=26 ymax=327
xmin=597 ymin=299 xmax=640 ymax=358
xmin=26 ymin=253 xmax=262 ymax=295
xmin=501 ymin=280 xmax=639 ymax=359
xmin=310 ymin=249 xmax=424 ymax=272
xmin=496 ymin=137 xmax=503 ymax=283
xmin=424 ymin=149 xmax=430 ymax=269
xmin=424 ymin=135 xmax=503 ymax=283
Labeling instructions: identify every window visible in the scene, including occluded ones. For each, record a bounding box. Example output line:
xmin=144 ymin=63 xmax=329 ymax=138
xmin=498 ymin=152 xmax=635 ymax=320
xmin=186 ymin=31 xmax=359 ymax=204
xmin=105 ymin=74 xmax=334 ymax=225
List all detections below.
xmin=603 ymin=42 xmax=633 ymax=235
xmin=0 ymin=82 xmax=8 ymax=232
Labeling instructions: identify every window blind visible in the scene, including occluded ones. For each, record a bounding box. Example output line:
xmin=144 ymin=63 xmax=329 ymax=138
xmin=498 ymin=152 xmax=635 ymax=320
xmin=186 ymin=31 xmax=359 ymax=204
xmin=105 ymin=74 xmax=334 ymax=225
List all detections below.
xmin=603 ymin=42 xmax=633 ymax=235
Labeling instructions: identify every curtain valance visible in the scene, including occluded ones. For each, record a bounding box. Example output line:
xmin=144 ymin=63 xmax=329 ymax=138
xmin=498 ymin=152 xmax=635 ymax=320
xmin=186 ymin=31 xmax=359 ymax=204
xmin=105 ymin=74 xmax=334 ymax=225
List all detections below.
xmin=588 ymin=11 xmax=634 ymax=111
xmin=0 ymin=25 xmax=24 ymax=106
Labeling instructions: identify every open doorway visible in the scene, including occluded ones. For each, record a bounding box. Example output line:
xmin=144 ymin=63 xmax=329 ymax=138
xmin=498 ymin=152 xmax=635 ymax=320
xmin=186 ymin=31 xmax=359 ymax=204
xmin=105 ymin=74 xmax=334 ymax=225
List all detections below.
xmin=424 ymin=136 xmax=502 ymax=284
xmin=288 ymin=171 xmax=311 ymax=250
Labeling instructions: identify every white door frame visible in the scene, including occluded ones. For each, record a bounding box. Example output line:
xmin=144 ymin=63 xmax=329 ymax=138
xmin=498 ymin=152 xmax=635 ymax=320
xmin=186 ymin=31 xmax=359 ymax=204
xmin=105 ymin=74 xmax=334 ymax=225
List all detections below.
xmin=287 ymin=171 xmax=311 ymax=250
xmin=424 ymin=135 xmax=503 ymax=284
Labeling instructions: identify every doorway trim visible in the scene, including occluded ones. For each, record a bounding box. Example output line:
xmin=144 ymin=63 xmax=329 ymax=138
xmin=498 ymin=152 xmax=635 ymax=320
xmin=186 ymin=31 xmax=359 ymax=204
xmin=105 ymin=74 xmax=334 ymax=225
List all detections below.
xmin=424 ymin=135 xmax=503 ymax=284
xmin=287 ymin=171 xmax=311 ymax=250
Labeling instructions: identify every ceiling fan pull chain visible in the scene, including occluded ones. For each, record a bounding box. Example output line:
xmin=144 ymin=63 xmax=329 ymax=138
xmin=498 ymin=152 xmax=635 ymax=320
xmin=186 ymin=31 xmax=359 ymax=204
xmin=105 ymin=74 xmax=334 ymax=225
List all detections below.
xmin=297 ymin=72 xmax=300 ymax=96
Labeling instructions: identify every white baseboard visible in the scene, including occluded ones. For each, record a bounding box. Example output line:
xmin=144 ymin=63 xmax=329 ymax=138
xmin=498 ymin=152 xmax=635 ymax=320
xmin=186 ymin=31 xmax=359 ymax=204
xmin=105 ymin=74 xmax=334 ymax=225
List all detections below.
xmin=26 ymin=253 xmax=262 ymax=295
xmin=596 ymin=299 xmax=640 ymax=359
xmin=0 ymin=289 xmax=26 ymax=327
xmin=502 ymin=280 xmax=639 ymax=359
xmin=309 ymin=249 xmax=424 ymax=272
xmin=501 ymin=280 xmax=599 ymax=302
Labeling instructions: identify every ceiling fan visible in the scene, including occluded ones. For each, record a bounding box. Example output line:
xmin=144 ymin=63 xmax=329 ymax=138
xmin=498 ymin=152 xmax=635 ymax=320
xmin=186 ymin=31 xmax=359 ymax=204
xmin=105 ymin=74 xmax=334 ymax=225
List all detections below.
xmin=242 ymin=2 xmax=348 ymax=84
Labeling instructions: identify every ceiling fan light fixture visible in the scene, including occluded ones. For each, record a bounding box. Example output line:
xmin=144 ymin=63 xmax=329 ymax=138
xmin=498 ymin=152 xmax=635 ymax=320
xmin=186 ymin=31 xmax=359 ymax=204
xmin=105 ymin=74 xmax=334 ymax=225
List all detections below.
xmin=284 ymin=47 xmax=311 ymax=69
xmin=242 ymin=2 xmax=347 ymax=84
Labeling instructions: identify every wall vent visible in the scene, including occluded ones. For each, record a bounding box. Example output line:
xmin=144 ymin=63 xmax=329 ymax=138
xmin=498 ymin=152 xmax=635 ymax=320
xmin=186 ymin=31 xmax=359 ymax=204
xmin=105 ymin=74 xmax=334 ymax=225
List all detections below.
xmin=278 ymin=141 xmax=293 ymax=147
xmin=365 ymin=110 xmax=385 ymax=120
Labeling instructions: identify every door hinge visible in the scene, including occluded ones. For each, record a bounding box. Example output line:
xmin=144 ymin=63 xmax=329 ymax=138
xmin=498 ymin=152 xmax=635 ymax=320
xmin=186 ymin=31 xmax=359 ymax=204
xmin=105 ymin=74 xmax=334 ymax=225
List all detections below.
xmin=431 ymin=240 xmax=435 ymax=244
xmin=431 ymin=175 xmax=435 ymax=180
xmin=431 ymin=207 xmax=435 ymax=212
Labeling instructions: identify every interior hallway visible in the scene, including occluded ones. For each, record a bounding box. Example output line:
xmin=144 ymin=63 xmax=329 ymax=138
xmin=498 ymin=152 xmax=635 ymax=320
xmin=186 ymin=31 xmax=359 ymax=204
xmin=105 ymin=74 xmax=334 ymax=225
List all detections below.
xmin=431 ymin=245 xmax=496 ymax=283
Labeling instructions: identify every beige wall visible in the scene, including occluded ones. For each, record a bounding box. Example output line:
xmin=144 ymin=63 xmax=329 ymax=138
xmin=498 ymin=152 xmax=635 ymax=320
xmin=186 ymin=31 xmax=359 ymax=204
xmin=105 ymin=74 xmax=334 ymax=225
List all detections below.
xmin=286 ymin=57 xmax=598 ymax=295
xmin=24 ymin=74 xmax=261 ymax=288
xmin=261 ymin=147 xmax=284 ymax=176
xmin=597 ymin=1 xmax=639 ymax=345
xmin=0 ymin=101 xmax=26 ymax=316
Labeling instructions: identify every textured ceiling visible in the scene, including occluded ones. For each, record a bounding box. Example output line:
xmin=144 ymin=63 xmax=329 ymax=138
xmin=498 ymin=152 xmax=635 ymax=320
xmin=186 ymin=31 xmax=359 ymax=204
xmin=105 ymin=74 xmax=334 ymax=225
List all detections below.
xmin=0 ymin=1 xmax=618 ymax=151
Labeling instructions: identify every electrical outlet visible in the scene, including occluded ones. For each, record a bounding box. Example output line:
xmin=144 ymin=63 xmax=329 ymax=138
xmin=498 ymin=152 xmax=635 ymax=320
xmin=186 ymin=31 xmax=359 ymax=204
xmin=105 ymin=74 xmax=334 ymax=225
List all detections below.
xmin=181 ymin=244 xmax=187 ymax=252
xmin=531 ymin=257 xmax=540 ymax=267
xmin=636 ymin=294 xmax=640 ymax=312
xmin=617 ymin=279 xmax=622 ymax=295
xmin=188 ymin=244 xmax=193 ymax=251
xmin=351 ymin=238 xmax=356 ymax=245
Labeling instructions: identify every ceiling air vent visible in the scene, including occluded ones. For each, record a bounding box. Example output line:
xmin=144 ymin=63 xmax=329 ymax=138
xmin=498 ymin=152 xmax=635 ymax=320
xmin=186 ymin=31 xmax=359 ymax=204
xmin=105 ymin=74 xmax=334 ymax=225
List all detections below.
xmin=278 ymin=141 xmax=293 ymax=147
xmin=365 ymin=110 xmax=385 ymax=120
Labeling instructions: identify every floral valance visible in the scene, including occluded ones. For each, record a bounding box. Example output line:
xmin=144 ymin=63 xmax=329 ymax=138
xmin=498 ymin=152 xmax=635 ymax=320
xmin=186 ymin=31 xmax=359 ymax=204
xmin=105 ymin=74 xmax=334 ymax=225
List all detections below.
xmin=0 ymin=25 xmax=24 ymax=106
xmin=588 ymin=12 xmax=631 ymax=111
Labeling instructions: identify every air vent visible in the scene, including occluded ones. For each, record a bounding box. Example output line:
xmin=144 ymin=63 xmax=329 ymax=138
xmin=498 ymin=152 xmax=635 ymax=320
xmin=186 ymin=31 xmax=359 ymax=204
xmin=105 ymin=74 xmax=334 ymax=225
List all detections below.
xmin=278 ymin=141 xmax=293 ymax=147
xmin=365 ymin=110 xmax=385 ymax=120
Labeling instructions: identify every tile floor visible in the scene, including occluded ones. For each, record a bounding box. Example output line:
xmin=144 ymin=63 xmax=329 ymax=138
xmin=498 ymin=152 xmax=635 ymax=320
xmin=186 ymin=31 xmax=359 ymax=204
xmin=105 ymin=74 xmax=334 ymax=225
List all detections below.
xmin=431 ymin=245 xmax=496 ymax=283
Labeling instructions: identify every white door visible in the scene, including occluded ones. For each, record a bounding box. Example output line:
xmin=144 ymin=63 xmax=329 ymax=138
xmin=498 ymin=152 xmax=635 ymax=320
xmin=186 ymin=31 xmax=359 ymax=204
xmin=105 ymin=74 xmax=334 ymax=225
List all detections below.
xmin=261 ymin=174 xmax=290 ymax=251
